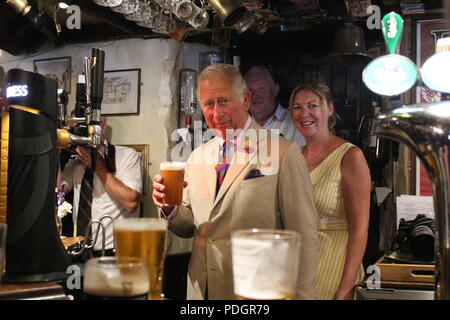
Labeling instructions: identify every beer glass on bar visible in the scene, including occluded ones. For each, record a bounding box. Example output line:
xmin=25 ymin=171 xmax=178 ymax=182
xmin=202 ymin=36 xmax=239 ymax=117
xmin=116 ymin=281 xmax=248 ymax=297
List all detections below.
xmin=113 ymin=218 xmax=168 ymax=300
xmin=83 ymin=257 xmax=149 ymax=300
xmin=231 ymin=229 xmax=300 ymax=300
xmin=159 ymin=161 xmax=185 ymax=206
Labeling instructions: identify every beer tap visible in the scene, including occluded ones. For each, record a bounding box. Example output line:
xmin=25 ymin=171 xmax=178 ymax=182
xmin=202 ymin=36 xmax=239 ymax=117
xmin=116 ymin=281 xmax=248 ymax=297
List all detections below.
xmin=68 ymin=73 xmax=88 ymax=124
xmin=374 ymin=101 xmax=450 ymax=300
xmin=57 ymin=48 xmax=105 ymax=161
xmin=84 ymin=56 xmax=92 ymax=124
xmin=89 ymin=47 xmax=105 ymax=149
xmin=57 ymin=88 xmax=68 ymax=128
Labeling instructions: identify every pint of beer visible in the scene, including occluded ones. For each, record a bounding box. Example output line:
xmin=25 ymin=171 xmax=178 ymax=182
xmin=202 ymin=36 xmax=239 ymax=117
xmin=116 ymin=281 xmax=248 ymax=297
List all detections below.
xmin=160 ymin=161 xmax=185 ymax=206
xmin=231 ymin=229 xmax=300 ymax=300
xmin=113 ymin=218 xmax=168 ymax=300
xmin=83 ymin=257 xmax=149 ymax=300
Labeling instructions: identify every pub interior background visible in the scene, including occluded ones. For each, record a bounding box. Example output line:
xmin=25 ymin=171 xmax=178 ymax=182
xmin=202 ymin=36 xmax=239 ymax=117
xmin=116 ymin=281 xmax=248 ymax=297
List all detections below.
xmin=0 ymin=0 xmax=447 ymax=299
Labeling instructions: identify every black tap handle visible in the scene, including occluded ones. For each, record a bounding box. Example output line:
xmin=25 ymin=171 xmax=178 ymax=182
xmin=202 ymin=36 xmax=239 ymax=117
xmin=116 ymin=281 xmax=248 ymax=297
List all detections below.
xmin=90 ymin=48 xmax=105 ymax=112
xmin=75 ymin=75 xmax=87 ymax=118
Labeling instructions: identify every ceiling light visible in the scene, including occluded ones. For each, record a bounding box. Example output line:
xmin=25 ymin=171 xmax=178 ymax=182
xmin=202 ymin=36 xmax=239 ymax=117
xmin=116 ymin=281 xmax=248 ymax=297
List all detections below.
xmin=58 ymin=2 xmax=69 ymax=9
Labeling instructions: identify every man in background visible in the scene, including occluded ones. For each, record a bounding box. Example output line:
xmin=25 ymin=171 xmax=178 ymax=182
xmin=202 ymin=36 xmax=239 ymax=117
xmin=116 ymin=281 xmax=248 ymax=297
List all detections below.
xmin=244 ymin=65 xmax=306 ymax=146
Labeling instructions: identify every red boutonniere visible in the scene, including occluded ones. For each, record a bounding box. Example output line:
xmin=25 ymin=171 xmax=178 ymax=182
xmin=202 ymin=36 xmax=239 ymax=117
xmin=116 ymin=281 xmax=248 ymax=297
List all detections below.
xmin=243 ymin=137 xmax=254 ymax=154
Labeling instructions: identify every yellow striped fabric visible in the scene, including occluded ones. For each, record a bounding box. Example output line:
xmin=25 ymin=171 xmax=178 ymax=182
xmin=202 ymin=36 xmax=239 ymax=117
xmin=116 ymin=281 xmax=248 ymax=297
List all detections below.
xmin=309 ymin=142 xmax=365 ymax=300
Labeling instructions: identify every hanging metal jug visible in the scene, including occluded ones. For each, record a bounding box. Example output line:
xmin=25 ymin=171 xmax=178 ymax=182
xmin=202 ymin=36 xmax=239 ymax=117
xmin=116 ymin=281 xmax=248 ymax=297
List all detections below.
xmin=326 ymin=22 xmax=372 ymax=67
xmin=205 ymin=0 xmax=246 ymax=27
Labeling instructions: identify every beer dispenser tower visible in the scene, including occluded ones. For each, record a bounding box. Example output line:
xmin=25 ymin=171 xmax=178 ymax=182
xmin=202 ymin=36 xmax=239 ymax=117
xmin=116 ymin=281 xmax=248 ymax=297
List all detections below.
xmin=1 ymin=69 xmax=71 ymax=282
xmin=0 ymin=47 xmax=105 ymax=282
xmin=374 ymin=103 xmax=450 ymax=300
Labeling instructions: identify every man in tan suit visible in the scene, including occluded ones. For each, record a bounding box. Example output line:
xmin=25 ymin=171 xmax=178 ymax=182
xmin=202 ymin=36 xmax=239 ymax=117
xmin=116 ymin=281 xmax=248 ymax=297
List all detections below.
xmin=153 ymin=64 xmax=318 ymax=300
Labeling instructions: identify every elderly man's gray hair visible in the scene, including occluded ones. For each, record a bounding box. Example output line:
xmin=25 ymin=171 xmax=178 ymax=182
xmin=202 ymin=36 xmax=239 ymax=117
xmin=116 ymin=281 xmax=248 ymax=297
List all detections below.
xmin=197 ymin=63 xmax=248 ymax=103
xmin=244 ymin=65 xmax=277 ymax=87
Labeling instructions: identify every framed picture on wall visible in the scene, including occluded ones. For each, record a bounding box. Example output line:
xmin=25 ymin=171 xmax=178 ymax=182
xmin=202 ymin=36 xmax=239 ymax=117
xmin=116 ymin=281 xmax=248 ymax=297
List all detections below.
xmin=103 ymin=68 xmax=141 ymax=116
xmin=33 ymin=56 xmax=71 ymax=93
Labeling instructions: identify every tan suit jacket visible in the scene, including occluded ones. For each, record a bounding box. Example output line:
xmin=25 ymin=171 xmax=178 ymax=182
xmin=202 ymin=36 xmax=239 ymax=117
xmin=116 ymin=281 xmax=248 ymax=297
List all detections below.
xmin=170 ymin=120 xmax=319 ymax=300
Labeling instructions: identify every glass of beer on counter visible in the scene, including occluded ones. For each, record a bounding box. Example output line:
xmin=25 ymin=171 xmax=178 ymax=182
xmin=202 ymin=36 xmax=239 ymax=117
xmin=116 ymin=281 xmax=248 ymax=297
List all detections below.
xmin=113 ymin=218 xmax=168 ymax=300
xmin=231 ymin=229 xmax=300 ymax=300
xmin=83 ymin=257 xmax=149 ymax=300
xmin=160 ymin=161 xmax=185 ymax=206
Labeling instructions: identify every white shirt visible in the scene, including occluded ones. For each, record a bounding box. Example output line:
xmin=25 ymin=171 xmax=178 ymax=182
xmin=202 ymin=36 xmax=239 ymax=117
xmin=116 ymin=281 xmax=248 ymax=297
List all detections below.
xmin=62 ymin=143 xmax=143 ymax=250
xmin=257 ymin=104 xmax=306 ymax=147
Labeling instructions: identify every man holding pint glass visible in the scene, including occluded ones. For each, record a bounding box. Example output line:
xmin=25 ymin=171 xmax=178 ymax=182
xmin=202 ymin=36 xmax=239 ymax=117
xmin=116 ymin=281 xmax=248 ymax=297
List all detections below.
xmin=152 ymin=64 xmax=319 ymax=300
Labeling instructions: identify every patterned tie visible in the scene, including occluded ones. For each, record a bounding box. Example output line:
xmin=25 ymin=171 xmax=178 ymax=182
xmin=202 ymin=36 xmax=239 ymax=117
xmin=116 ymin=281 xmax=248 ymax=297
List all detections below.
xmin=77 ymin=167 xmax=94 ymax=237
xmin=215 ymin=141 xmax=229 ymax=194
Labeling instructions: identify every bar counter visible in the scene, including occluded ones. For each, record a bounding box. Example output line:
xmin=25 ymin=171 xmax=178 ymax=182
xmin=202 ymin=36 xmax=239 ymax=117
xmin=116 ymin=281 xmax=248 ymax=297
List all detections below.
xmin=0 ymin=242 xmax=191 ymax=300
xmin=0 ymin=237 xmax=84 ymax=300
xmin=0 ymin=282 xmax=68 ymax=300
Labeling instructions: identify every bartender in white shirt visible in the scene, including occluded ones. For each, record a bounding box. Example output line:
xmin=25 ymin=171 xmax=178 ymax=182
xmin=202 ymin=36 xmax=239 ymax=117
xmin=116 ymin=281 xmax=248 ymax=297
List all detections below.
xmin=60 ymin=118 xmax=142 ymax=255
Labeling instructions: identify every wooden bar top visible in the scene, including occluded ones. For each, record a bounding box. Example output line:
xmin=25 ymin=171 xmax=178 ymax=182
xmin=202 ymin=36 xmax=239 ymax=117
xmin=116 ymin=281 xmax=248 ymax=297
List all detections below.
xmin=0 ymin=282 xmax=68 ymax=300
xmin=61 ymin=236 xmax=85 ymax=249
xmin=0 ymin=236 xmax=130 ymax=300
xmin=0 ymin=236 xmax=82 ymax=300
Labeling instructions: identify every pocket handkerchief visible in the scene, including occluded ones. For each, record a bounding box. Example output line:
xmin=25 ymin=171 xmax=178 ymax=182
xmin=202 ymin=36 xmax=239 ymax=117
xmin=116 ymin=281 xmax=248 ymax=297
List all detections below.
xmin=244 ymin=168 xmax=265 ymax=180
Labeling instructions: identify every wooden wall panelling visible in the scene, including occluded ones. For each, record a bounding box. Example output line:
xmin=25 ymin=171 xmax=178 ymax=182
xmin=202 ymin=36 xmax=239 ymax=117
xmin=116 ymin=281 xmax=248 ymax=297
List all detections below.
xmin=346 ymin=66 xmax=362 ymax=143
xmin=317 ymin=64 xmax=331 ymax=87
xmin=329 ymin=65 xmax=348 ymax=140
xmin=303 ymin=65 xmax=317 ymax=82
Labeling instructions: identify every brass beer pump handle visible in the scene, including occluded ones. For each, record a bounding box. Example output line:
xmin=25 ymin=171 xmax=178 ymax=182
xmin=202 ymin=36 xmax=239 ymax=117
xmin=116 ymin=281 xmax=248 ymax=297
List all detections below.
xmin=56 ymin=129 xmax=71 ymax=149
xmin=6 ymin=0 xmax=31 ymax=16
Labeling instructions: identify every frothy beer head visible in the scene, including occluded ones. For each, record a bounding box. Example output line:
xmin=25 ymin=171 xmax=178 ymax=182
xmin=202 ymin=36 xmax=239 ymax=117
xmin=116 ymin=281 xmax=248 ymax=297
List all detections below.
xmin=114 ymin=218 xmax=168 ymax=232
xmin=83 ymin=257 xmax=149 ymax=298
xmin=160 ymin=161 xmax=186 ymax=171
xmin=160 ymin=161 xmax=185 ymax=206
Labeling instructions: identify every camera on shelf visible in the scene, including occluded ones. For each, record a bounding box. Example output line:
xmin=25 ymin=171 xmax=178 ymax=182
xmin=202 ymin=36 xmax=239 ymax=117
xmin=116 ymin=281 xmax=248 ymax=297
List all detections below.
xmin=395 ymin=214 xmax=435 ymax=261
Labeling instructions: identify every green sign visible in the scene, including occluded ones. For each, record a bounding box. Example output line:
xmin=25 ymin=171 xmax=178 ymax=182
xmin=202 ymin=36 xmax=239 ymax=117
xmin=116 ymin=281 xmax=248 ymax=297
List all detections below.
xmin=382 ymin=12 xmax=404 ymax=55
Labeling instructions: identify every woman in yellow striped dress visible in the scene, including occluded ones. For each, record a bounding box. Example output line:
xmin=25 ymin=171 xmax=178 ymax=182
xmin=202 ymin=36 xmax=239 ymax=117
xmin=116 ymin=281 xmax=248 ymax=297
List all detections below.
xmin=289 ymin=82 xmax=371 ymax=300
